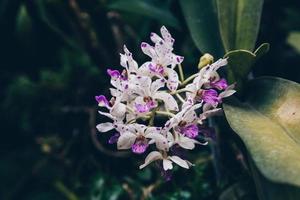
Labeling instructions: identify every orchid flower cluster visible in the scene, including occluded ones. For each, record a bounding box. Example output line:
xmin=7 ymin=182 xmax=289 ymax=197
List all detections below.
xmin=95 ymin=26 xmax=235 ymax=175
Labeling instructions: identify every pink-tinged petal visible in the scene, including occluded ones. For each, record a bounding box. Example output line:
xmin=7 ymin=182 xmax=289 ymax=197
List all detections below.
xmin=146 ymin=132 xmax=169 ymax=151
xmin=169 ymin=156 xmax=189 ymax=169
xmin=154 ymin=92 xmax=179 ymax=111
xmin=98 ymin=111 xmax=115 ymax=120
xmin=95 ymin=95 xmax=109 ymax=107
xmin=96 ymin=122 xmax=114 ymax=133
xmin=123 ymin=45 xmax=138 ymax=72
xmin=163 ymin=159 xmax=173 ymax=170
xmin=139 ymin=151 xmax=163 ymax=169
xmin=210 ymin=58 xmax=228 ymax=71
xmin=160 ymin=26 xmax=174 ymax=45
xmin=172 ymin=55 xmax=184 ymax=65
xmin=108 ymin=132 xmax=120 ymax=144
xmin=141 ymin=42 xmax=156 ymax=58
xmin=181 ymin=124 xmax=198 ymax=138
xmin=150 ymin=78 xmax=165 ymax=94
xmin=178 ymin=135 xmax=197 ymax=150
xmin=111 ymin=102 xmax=126 ymax=118
xmin=150 ymin=32 xmax=162 ymax=43
xmin=117 ymin=132 xmax=137 ymax=150
xmin=131 ymin=139 xmax=149 ymax=154
xmin=107 ymin=69 xmax=120 ymax=79
xmin=199 ymin=108 xmax=222 ymax=122
xmin=219 ymin=89 xmax=236 ymax=98
xmin=165 ymin=68 xmax=179 ymax=91
xmin=211 ymin=78 xmax=228 ymax=90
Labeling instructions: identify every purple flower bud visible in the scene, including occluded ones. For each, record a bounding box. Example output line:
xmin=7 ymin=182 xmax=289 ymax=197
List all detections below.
xmin=108 ymin=132 xmax=120 ymax=144
xmin=211 ymin=78 xmax=228 ymax=90
xmin=95 ymin=95 xmax=109 ymax=107
xmin=107 ymin=69 xmax=120 ymax=79
xmin=181 ymin=124 xmax=199 ymax=138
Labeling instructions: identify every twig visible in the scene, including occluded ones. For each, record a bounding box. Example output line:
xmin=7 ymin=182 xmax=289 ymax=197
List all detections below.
xmin=177 ymin=64 xmax=185 ymax=82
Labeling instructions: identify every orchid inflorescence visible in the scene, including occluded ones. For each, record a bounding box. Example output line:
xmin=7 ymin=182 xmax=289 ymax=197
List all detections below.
xmin=95 ymin=26 xmax=235 ymax=177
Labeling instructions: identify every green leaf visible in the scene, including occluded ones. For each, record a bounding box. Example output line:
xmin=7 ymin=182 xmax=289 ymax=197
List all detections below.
xmin=223 ymin=77 xmax=300 ymax=187
xmin=287 ymin=31 xmax=300 ymax=54
xmin=216 ymin=0 xmax=264 ymax=51
xmin=108 ymin=0 xmax=180 ymax=29
xmin=224 ymin=43 xmax=269 ymax=85
xmin=249 ymin=158 xmax=300 ymax=200
xmin=254 ymin=43 xmax=270 ymax=60
xmin=225 ymin=49 xmax=256 ymax=84
xmin=180 ymin=0 xmax=224 ymax=57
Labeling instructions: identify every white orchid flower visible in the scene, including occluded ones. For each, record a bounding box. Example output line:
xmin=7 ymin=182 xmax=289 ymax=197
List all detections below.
xmin=117 ymin=124 xmax=169 ymax=154
xmin=138 ymin=26 xmax=184 ymax=91
xmin=131 ymin=76 xmax=179 ymax=114
xmin=139 ymin=151 xmax=191 ymax=170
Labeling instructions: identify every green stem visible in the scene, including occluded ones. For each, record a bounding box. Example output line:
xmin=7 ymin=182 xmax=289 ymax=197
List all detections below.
xmin=155 ymin=111 xmax=175 ymax=118
xmin=54 ymin=180 xmax=79 ymax=200
xmin=178 ymin=64 xmax=185 ymax=82
xmin=170 ymin=88 xmax=190 ymax=95
xmin=175 ymin=93 xmax=185 ymax=103
xmin=180 ymin=73 xmax=198 ymax=86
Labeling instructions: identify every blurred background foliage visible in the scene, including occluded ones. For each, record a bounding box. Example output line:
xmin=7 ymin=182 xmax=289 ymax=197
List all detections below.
xmin=0 ymin=0 xmax=300 ymax=199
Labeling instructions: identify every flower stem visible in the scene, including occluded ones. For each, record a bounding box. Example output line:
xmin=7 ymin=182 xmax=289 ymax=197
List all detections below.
xmin=178 ymin=64 xmax=185 ymax=82
xmin=155 ymin=111 xmax=175 ymax=118
xmin=170 ymin=88 xmax=190 ymax=95
xmin=175 ymin=93 xmax=185 ymax=104
xmin=180 ymin=73 xmax=198 ymax=86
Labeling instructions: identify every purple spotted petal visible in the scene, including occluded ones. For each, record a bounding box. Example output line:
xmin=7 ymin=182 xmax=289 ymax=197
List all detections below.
xmin=108 ymin=132 xmax=120 ymax=144
xmin=107 ymin=69 xmax=120 ymax=79
xmin=181 ymin=124 xmax=199 ymax=138
xmin=211 ymin=78 xmax=228 ymax=90
xmin=95 ymin=95 xmax=109 ymax=107
xmin=131 ymin=139 xmax=148 ymax=154
xmin=202 ymin=89 xmax=220 ymax=105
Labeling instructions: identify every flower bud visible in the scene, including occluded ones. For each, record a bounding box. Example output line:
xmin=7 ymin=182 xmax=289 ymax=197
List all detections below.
xmin=198 ymin=53 xmax=214 ymax=69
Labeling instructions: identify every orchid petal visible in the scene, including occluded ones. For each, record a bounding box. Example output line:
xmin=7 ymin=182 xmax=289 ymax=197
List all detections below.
xmin=96 ymin=122 xmax=114 ymax=133
xmin=154 ymin=92 xmax=179 ymax=111
xmin=169 ymin=156 xmax=189 ymax=169
xmin=163 ymin=159 xmax=173 ymax=170
xmin=117 ymin=131 xmax=137 ymax=150
xmin=139 ymin=151 xmax=163 ymax=169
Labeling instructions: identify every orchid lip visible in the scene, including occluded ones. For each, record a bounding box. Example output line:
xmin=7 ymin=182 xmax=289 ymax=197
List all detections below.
xmin=107 ymin=69 xmax=120 ymax=79
xmin=131 ymin=138 xmax=148 ymax=154
xmin=95 ymin=95 xmax=109 ymax=107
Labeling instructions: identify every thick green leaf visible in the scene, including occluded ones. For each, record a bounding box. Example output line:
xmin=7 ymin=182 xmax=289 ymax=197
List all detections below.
xmin=180 ymin=0 xmax=224 ymax=57
xmin=225 ymin=49 xmax=256 ymax=83
xmin=223 ymin=77 xmax=300 ymax=187
xmin=225 ymin=43 xmax=269 ymax=84
xmin=254 ymin=43 xmax=270 ymax=60
xmin=108 ymin=0 xmax=180 ymax=29
xmin=249 ymin=157 xmax=300 ymax=200
xmin=287 ymin=31 xmax=300 ymax=53
xmin=216 ymin=0 xmax=264 ymax=51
